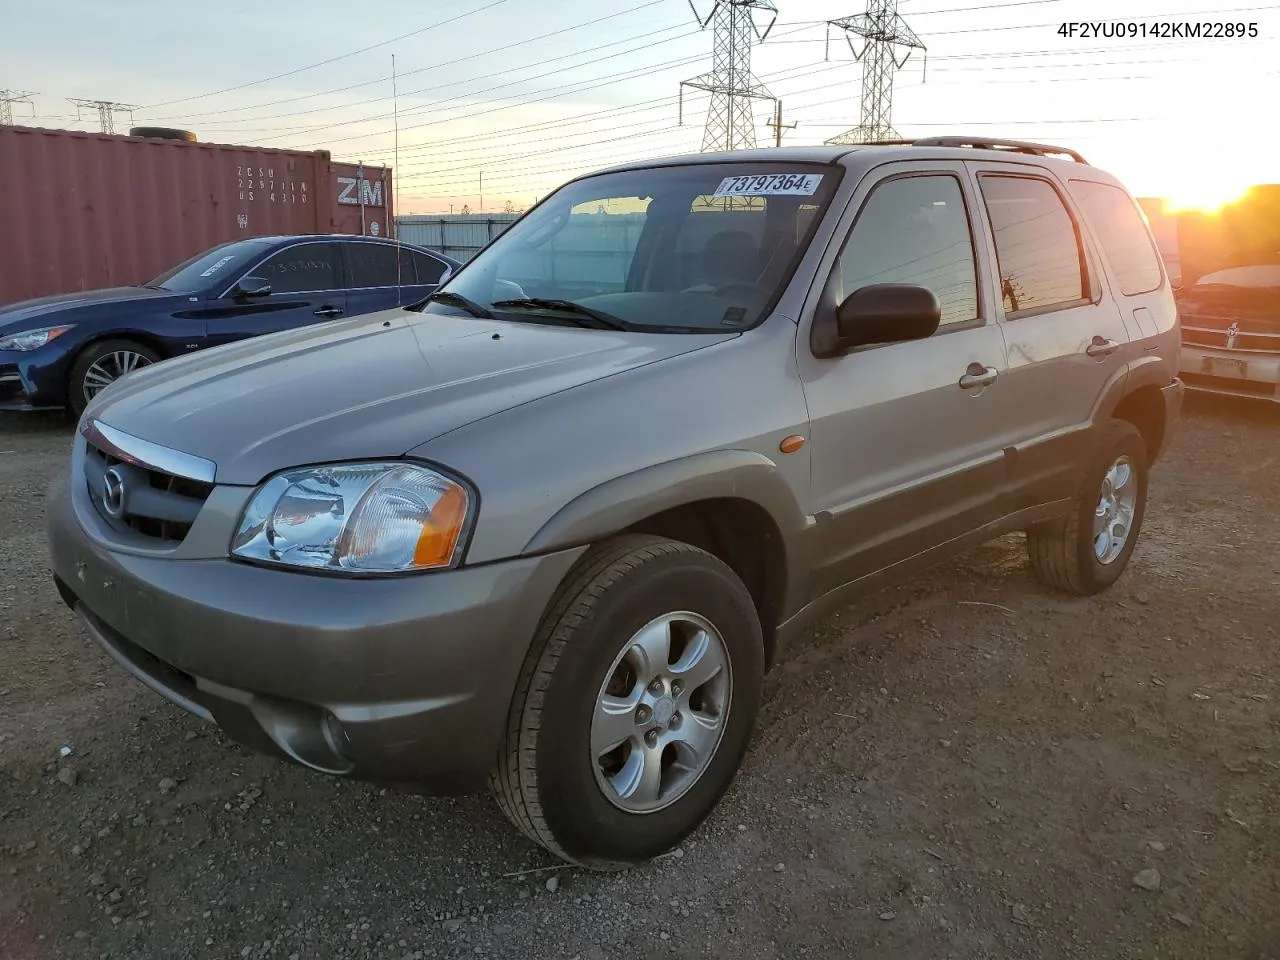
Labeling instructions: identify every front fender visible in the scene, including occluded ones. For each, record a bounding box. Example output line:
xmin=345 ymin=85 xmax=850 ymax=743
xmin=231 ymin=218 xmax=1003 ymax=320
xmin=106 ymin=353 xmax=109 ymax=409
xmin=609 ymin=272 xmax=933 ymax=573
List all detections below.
xmin=523 ymin=449 xmax=817 ymax=620
xmin=524 ymin=448 xmax=811 ymax=553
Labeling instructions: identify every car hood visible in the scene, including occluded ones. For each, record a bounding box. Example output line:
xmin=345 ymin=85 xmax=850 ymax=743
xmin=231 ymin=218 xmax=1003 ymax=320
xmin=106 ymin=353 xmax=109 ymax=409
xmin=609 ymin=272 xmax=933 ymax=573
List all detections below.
xmin=0 ymin=286 xmax=175 ymax=333
xmin=88 ymin=308 xmax=734 ymax=486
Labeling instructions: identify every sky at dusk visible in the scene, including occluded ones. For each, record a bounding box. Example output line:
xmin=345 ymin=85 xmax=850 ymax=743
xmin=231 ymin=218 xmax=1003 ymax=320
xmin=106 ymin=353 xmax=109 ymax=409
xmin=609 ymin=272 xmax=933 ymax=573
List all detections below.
xmin=2 ymin=0 xmax=1276 ymax=213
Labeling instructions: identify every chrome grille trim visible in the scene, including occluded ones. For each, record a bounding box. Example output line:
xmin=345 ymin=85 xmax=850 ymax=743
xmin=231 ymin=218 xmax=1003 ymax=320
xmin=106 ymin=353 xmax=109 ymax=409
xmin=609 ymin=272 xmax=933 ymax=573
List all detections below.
xmin=80 ymin=418 xmax=216 ymax=485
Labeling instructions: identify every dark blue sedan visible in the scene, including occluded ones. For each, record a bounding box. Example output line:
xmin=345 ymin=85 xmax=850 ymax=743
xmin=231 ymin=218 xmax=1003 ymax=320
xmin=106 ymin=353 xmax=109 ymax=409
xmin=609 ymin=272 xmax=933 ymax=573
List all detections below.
xmin=0 ymin=234 xmax=459 ymax=417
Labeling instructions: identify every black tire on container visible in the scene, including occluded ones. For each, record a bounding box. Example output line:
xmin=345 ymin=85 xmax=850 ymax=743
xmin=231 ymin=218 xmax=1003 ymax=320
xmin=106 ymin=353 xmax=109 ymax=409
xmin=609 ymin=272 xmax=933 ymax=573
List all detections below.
xmin=490 ymin=534 xmax=765 ymax=869
xmin=67 ymin=339 xmax=161 ymax=419
xmin=1026 ymin=419 xmax=1149 ymax=596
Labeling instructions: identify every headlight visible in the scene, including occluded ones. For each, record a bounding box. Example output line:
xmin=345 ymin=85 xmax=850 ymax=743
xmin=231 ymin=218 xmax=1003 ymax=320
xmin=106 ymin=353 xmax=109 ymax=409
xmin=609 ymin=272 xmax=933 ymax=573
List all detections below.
xmin=0 ymin=325 xmax=73 ymax=351
xmin=230 ymin=462 xmax=472 ymax=575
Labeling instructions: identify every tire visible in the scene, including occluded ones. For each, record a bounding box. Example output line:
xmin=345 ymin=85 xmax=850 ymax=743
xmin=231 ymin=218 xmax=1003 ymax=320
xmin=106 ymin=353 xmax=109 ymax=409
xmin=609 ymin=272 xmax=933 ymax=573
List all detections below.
xmin=1027 ymin=419 xmax=1149 ymax=596
xmin=490 ymin=534 xmax=765 ymax=869
xmin=68 ymin=339 xmax=161 ymax=419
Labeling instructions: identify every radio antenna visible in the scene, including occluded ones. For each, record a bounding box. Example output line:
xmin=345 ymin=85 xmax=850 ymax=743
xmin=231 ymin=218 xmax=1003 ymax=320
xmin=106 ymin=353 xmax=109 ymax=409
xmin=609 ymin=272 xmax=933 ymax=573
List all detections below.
xmin=392 ymin=53 xmax=403 ymax=303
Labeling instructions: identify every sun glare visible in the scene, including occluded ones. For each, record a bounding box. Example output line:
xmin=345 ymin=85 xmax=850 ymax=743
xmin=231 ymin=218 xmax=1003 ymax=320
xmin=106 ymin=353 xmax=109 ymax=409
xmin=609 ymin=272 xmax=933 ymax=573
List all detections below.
xmin=1162 ymin=180 xmax=1254 ymax=216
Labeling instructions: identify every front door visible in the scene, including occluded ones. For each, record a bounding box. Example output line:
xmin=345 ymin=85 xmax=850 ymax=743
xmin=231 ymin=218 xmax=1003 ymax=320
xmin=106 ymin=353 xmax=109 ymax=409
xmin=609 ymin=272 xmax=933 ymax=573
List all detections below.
xmin=963 ymin=163 xmax=1133 ymax=509
xmin=798 ymin=163 xmax=1018 ymax=598
xmin=200 ymin=241 xmax=348 ymax=348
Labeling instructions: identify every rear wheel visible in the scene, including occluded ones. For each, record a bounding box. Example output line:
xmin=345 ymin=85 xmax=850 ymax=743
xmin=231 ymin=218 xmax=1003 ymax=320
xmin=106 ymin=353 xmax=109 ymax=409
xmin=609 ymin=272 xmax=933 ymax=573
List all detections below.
xmin=490 ymin=534 xmax=764 ymax=869
xmin=68 ymin=340 xmax=159 ymax=418
xmin=1027 ymin=419 xmax=1149 ymax=595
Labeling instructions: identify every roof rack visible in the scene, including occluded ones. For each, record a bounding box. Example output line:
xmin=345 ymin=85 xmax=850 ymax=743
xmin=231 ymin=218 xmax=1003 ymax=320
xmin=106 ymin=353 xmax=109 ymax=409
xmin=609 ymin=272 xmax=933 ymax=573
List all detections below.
xmin=909 ymin=136 xmax=1089 ymax=164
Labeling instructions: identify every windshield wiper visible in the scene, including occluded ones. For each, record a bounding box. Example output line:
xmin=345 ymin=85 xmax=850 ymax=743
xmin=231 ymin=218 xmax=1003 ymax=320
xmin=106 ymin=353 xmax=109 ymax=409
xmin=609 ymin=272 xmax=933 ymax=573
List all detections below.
xmin=415 ymin=290 xmax=495 ymax=318
xmin=490 ymin=297 xmax=632 ymax=331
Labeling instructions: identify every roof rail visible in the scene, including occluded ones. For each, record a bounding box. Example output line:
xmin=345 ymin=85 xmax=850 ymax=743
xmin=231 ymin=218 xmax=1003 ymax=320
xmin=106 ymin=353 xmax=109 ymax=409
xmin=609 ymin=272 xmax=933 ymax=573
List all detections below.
xmin=909 ymin=136 xmax=1089 ymax=164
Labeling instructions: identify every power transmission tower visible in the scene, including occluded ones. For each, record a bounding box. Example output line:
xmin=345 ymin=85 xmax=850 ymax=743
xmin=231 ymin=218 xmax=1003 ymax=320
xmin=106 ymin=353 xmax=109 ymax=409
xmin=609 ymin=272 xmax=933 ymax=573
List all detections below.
xmin=824 ymin=0 xmax=925 ymax=145
xmin=0 ymin=90 xmax=36 ymax=126
xmin=679 ymin=1 xmax=779 ymax=153
xmin=68 ymin=98 xmax=136 ymax=135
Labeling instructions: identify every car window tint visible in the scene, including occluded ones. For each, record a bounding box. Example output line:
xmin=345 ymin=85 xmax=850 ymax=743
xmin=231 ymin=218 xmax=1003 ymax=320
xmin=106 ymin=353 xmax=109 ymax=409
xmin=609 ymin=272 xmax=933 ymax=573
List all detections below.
xmin=251 ymin=244 xmax=338 ymax=295
xmin=346 ymin=243 xmax=401 ymax=288
xmin=412 ymin=251 xmax=448 ymax=285
xmin=838 ymin=174 xmax=979 ymax=326
xmin=979 ymin=175 xmax=1086 ymax=314
xmin=1069 ymin=180 xmax=1164 ymax=296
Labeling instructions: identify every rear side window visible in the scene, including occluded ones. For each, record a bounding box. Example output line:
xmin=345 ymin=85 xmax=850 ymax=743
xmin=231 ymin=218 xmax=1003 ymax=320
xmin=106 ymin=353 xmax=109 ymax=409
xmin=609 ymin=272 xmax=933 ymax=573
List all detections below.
xmin=979 ymin=175 xmax=1087 ymax=315
xmin=346 ymin=243 xmax=401 ymax=288
xmin=837 ymin=174 xmax=979 ymax=326
xmin=412 ymin=251 xmax=449 ymax=284
xmin=1069 ymin=180 xmax=1163 ymax=296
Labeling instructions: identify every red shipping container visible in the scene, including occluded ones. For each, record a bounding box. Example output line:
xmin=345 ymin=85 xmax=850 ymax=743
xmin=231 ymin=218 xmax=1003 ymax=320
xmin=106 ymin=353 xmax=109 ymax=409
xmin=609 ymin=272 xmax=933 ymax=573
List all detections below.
xmin=0 ymin=125 xmax=395 ymax=305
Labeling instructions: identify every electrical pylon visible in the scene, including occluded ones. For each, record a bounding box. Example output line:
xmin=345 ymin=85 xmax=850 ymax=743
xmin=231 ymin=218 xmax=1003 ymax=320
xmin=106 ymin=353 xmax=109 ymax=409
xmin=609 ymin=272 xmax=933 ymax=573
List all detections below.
xmin=824 ymin=0 xmax=925 ymax=144
xmin=679 ymin=1 xmax=779 ymax=153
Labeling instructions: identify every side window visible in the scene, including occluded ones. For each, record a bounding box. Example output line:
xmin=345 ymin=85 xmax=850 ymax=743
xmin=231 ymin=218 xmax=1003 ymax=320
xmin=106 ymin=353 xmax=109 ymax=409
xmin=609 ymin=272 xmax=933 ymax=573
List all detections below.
xmin=412 ymin=251 xmax=448 ymax=285
xmin=250 ymin=244 xmax=338 ymax=295
xmin=346 ymin=243 xmax=401 ymax=288
xmin=978 ymin=175 xmax=1087 ymax=315
xmin=838 ymin=174 xmax=979 ymax=327
xmin=1068 ymin=180 xmax=1163 ymax=296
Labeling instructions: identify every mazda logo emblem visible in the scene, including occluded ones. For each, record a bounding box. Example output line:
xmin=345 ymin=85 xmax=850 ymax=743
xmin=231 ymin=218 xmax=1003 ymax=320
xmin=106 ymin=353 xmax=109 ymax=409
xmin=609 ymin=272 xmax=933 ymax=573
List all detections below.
xmin=102 ymin=468 xmax=126 ymax=519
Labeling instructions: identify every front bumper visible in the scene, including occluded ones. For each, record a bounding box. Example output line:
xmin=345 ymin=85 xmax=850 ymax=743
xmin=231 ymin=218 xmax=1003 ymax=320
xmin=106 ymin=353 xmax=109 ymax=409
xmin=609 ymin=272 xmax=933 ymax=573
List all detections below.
xmin=46 ymin=468 xmax=586 ymax=793
xmin=0 ymin=347 xmax=70 ymax=411
xmin=1179 ymin=344 xmax=1280 ymax=402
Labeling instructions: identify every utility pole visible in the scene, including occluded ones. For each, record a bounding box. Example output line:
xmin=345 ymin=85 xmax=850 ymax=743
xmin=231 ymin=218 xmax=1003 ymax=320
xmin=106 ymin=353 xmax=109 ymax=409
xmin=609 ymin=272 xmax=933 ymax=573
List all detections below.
xmin=824 ymin=0 xmax=925 ymax=144
xmin=679 ymin=1 xmax=779 ymax=153
xmin=68 ymin=98 xmax=136 ymax=135
xmin=479 ymin=171 xmax=483 ymax=216
xmin=0 ymin=90 xmax=36 ymax=126
xmin=766 ymin=99 xmax=796 ymax=147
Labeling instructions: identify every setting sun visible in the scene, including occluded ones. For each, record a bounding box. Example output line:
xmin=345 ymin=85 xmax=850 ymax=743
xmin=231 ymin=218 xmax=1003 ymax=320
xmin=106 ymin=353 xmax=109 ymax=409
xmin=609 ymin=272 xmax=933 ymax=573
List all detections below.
xmin=1162 ymin=179 xmax=1255 ymax=215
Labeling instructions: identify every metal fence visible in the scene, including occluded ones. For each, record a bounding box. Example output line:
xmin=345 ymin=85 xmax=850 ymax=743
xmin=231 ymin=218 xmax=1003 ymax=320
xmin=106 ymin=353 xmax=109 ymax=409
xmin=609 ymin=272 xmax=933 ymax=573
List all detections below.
xmin=396 ymin=214 xmax=519 ymax=262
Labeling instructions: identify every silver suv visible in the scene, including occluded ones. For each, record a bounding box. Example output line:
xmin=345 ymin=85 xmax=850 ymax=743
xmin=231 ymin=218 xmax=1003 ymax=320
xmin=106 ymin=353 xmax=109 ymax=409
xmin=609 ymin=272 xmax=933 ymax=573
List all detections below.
xmin=47 ymin=138 xmax=1184 ymax=868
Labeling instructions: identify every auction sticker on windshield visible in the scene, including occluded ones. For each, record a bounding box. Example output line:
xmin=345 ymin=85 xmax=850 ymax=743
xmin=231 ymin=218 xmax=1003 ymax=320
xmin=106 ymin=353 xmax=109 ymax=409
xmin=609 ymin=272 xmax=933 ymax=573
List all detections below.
xmin=713 ymin=173 xmax=824 ymax=197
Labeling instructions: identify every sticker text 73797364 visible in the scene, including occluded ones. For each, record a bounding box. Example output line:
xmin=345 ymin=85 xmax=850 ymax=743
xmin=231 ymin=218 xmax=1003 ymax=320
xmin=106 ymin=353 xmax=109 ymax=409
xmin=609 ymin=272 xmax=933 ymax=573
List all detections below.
xmin=712 ymin=173 xmax=824 ymax=198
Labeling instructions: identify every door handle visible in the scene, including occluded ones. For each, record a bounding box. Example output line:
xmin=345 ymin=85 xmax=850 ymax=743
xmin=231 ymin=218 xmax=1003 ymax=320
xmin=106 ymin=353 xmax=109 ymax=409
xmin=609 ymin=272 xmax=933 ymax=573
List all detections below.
xmin=1085 ymin=336 xmax=1119 ymax=358
xmin=314 ymin=306 xmax=344 ymax=319
xmin=958 ymin=363 xmax=998 ymax=391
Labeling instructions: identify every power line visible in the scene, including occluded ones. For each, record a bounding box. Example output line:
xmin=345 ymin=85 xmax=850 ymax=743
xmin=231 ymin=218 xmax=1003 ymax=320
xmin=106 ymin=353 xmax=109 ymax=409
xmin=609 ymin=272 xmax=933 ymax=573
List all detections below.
xmin=143 ymin=0 xmax=672 ymax=123
xmin=141 ymin=0 xmax=514 ymax=110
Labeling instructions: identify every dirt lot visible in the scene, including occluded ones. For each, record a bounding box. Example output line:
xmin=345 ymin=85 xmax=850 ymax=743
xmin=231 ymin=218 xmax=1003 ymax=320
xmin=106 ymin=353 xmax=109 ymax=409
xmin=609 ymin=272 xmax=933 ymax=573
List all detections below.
xmin=1 ymin=397 xmax=1277 ymax=960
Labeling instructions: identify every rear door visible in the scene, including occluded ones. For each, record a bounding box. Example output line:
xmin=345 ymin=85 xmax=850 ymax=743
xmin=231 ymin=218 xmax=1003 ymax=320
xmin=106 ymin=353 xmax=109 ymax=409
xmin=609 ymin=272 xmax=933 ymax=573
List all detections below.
xmin=201 ymin=241 xmax=347 ymax=348
xmin=964 ymin=162 xmax=1132 ymax=509
xmin=798 ymin=162 xmax=1015 ymax=597
xmin=342 ymin=241 xmax=444 ymax=316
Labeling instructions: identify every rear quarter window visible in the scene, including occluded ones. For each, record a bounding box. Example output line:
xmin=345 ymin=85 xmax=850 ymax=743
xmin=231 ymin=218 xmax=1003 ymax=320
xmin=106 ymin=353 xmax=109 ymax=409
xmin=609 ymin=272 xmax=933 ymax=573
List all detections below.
xmin=1068 ymin=180 xmax=1164 ymax=296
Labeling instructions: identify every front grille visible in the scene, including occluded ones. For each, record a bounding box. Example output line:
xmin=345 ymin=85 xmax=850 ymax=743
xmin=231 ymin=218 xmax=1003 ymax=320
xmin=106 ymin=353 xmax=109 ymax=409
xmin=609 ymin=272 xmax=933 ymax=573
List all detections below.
xmin=1182 ymin=324 xmax=1280 ymax=352
xmin=83 ymin=439 xmax=214 ymax=543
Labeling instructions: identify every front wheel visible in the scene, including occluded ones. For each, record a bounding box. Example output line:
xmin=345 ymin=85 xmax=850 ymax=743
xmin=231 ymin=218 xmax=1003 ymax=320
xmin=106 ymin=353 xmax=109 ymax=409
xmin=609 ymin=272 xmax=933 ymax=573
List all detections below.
xmin=68 ymin=339 xmax=160 ymax=418
xmin=490 ymin=534 xmax=765 ymax=869
xmin=1027 ymin=419 xmax=1149 ymax=595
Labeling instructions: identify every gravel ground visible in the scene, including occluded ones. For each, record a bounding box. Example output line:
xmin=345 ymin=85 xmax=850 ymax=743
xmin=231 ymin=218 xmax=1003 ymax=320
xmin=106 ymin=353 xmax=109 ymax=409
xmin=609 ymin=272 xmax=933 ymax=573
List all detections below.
xmin=1 ymin=397 xmax=1277 ymax=960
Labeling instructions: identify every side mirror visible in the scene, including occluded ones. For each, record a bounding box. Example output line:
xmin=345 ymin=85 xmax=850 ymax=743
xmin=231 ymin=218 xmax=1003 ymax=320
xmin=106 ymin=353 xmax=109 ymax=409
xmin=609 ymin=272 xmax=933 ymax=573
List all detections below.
xmin=232 ymin=277 xmax=272 ymax=299
xmin=836 ymin=283 xmax=941 ymax=348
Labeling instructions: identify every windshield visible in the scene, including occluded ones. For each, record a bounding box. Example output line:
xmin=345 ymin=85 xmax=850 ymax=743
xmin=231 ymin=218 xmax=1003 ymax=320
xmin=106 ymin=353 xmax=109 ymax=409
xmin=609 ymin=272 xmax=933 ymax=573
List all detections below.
xmin=147 ymin=239 xmax=272 ymax=293
xmin=424 ymin=161 xmax=841 ymax=332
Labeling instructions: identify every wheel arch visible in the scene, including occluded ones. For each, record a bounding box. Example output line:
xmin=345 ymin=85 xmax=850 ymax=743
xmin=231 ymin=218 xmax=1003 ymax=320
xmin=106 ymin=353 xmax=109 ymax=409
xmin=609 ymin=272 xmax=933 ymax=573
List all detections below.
xmin=522 ymin=451 xmax=815 ymax=668
xmin=64 ymin=332 xmax=170 ymax=406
